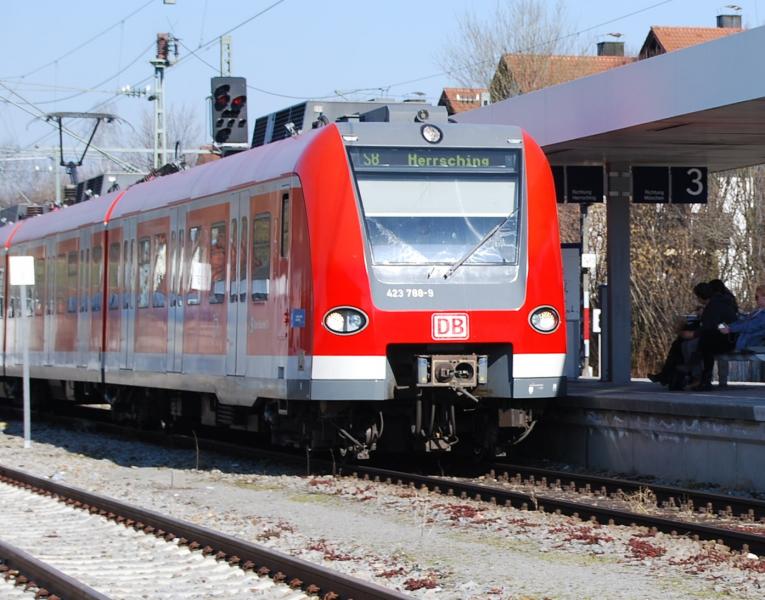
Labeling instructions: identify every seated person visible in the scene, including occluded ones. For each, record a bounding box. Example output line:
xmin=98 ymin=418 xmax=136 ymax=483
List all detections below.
xmin=720 ymin=284 xmax=765 ymax=351
xmin=683 ymin=279 xmax=739 ymax=390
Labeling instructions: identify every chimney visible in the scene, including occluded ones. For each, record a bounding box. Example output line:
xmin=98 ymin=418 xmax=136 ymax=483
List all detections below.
xmin=717 ymin=14 xmax=742 ymax=28
xmin=597 ymin=41 xmax=625 ymax=56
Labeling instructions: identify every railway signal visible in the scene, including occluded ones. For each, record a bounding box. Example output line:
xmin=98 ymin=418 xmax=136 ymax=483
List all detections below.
xmin=211 ymin=76 xmax=248 ymax=146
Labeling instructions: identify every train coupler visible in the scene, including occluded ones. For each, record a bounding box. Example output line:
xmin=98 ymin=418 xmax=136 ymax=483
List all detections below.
xmin=415 ymin=354 xmax=488 ymax=389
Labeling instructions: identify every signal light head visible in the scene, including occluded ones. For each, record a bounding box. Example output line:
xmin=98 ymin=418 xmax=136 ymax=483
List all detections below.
xmin=231 ymin=95 xmax=246 ymax=109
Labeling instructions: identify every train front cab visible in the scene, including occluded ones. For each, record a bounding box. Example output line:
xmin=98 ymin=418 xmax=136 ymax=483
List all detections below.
xmin=301 ymin=120 xmax=566 ymax=454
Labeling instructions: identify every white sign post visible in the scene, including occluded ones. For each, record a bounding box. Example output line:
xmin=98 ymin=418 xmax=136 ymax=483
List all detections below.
xmin=10 ymin=256 xmax=35 ymax=449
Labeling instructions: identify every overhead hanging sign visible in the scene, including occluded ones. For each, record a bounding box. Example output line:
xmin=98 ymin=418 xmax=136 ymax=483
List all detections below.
xmin=632 ymin=166 xmax=707 ymax=204
xmin=554 ymin=165 xmax=605 ymax=203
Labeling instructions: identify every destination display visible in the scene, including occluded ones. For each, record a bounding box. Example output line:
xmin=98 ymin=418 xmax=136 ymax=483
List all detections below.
xmin=348 ymin=147 xmax=518 ymax=172
xmin=632 ymin=166 xmax=708 ymax=204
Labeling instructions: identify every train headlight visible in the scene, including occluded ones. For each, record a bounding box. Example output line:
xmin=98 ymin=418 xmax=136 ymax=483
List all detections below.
xmin=323 ymin=307 xmax=368 ymax=335
xmin=421 ymin=124 xmax=442 ymax=144
xmin=529 ymin=306 xmax=560 ymax=334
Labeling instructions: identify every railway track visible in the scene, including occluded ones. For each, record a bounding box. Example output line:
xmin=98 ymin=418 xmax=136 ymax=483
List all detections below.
xmin=337 ymin=463 xmax=765 ymax=556
xmin=0 ymin=463 xmax=408 ymax=600
xmin=489 ymin=461 xmax=765 ymax=521
xmin=3 ymin=405 xmax=764 ymax=560
xmin=0 ymin=536 xmax=107 ymax=599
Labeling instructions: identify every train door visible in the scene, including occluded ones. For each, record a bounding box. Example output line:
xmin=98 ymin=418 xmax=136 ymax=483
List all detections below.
xmin=167 ymin=206 xmax=187 ymax=372
xmin=120 ymin=219 xmax=137 ymax=370
xmin=76 ymin=229 xmax=91 ymax=367
xmin=226 ymin=193 xmax=249 ymax=376
xmin=43 ymin=238 xmax=55 ymax=365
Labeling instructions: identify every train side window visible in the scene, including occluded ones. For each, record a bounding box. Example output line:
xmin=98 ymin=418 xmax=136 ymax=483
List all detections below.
xmin=33 ymin=255 xmax=44 ymax=316
xmin=56 ymin=253 xmax=65 ymax=314
xmin=108 ymin=242 xmax=120 ymax=310
xmin=169 ymin=231 xmax=176 ymax=303
xmin=152 ymin=233 xmax=167 ymax=308
xmin=229 ymin=218 xmax=237 ymax=299
xmin=239 ymin=216 xmax=247 ymax=301
xmin=176 ymin=228 xmax=184 ymax=303
xmin=81 ymin=248 xmax=89 ymax=313
xmin=280 ymin=193 xmax=290 ymax=258
xmin=137 ymin=237 xmax=151 ymax=309
xmin=251 ymin=213 xmax=271 ymax=301
xmin=67 ymin=251 xmax=78 ymax=313
xmin=91 ymin=246 xmax=102 ymax=312
xmin=209 ymin=222 xmax=226 ymax=304
xmin=187 ymin=226 xmax=202 ymax=305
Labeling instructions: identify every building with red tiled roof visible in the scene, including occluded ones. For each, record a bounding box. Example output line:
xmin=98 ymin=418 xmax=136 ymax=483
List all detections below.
xmin=445 ymin=12 xmax=746 ymax=107
xmin=639 ymin=24 xmax=743 ymax=59
xmin=491 ymin=50 xmax=635 ymax=100
xmin=438 ymin=88 xmax=490 ymax=115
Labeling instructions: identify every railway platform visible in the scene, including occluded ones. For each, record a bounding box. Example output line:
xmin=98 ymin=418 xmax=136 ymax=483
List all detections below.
xmin=520 ymin=379 xmax=765 ymax=491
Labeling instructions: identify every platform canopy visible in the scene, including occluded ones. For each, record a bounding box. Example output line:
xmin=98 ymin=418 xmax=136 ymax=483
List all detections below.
xmin=456 ymin=24 xmax=765 ymax=172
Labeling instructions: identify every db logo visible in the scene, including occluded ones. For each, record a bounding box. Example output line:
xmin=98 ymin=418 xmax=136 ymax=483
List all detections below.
xmin=432 ymin=313 xmax=469 ymax=340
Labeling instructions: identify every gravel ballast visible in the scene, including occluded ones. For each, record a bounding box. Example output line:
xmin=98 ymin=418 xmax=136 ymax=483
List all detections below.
xmin=0 ymin=419 xmax=763 ymax=599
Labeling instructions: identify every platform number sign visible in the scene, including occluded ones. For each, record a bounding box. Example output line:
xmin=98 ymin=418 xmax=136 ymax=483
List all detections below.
xmin=632 ymin=166 xmax=707 ymax=204
xmin=670 ymin=167 xmax=707 ymax=204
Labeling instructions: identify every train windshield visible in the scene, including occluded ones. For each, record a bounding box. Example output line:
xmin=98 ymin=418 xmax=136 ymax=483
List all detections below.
xmin=353 ymin=171 xmax=519 ymax=266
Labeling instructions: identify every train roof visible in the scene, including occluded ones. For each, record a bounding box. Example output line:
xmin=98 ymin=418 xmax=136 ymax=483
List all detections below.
xmin=7 ymin=126 xmax=325 ymax=248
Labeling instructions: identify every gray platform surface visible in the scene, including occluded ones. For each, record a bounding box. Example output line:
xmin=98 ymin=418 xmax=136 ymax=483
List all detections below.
xmin=564 ymin=378 xmax=765 ymax=422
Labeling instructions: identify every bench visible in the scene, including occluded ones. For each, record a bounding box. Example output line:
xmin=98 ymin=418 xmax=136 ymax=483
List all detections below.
xmin=716 ymin=346 xmax=765 ymax=387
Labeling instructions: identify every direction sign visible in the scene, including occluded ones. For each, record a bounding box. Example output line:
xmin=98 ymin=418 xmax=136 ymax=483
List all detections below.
xmin=566 ymin=166 xmax=604 ymax=203
xmin=632 ymin=166 xmax=669 ymax=203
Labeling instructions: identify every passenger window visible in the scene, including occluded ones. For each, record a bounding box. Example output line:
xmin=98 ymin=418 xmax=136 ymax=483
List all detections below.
xmin=67 ymin=251 xmax=78 ymax=313
xmin=252 ymin=213 xmax=271 ymax=301
xmin=33 ymin=255 xmax=44 ymax=316
xmin=187 ymin=226 xmax=204 ymax=305
xmin=81 ymin=249 xmax=89 ymax=313
xmin=209 ymin=222 xmax=226 ymax=304
xmin=91 ymin=246 xmax=102 ymax=312
xmin=108 ymin=242 xmax=120 ymax=310
xmin=176 ymin=228 xmax=184 ymax=302
xmin=152 ymin=233 xmax=167 ymax=308
xmin=137 ymin=237 xmax=151 ymax=308
xmin=123 ymin=240 xmax=131 ymax=308
xmin=56 ymin=253 xmax=65 ymax=314
xmin=280 ymin=193 xmax=290 ymax=258
xmin=229 ymin=219 xmax=237 ymax=298
xmin=239 ymin=216 xmax=247 ymax=301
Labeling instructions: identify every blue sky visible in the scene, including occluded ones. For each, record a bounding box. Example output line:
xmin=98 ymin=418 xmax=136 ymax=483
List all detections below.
xmin=0 ymin=0 xmax=760 ymax=159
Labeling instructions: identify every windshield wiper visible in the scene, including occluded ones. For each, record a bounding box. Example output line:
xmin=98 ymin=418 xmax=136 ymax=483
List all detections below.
xmin=441 ymin=210 xmax=517 ymax=280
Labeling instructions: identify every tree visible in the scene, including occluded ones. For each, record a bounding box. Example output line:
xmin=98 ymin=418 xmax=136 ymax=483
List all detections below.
xmin=437 ymin=0 xmax=582 ymax=97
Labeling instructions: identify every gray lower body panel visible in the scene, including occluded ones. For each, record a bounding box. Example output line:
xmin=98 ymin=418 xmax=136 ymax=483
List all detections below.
xmin=512 ymin=377 xmax=566 ymax=399
xmin=310 ymin=380 xmax=389 ymax=401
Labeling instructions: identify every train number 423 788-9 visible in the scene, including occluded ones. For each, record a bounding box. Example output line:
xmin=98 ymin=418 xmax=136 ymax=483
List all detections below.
xmin=386 ymin=288 xmax=435 ymax=299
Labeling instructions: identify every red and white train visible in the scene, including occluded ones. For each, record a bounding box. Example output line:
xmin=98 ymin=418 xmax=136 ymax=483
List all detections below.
xmin=0 ymin=101 xmax=565 ymax=456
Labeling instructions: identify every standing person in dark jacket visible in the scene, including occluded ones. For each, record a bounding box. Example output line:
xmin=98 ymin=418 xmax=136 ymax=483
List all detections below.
xmin=681 ymin=279 xmax=738 ymax=390
xmin=708 ymin=278 xmax=739 ymax=315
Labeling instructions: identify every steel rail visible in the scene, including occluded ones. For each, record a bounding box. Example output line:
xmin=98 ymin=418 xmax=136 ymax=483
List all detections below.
xmin=340 ymin=464 xmax=765 ymax=555
xmin=0 ymin=464 xmax=408 ymax=600
xmin=489 ymin=462 xmax=765 ymax=521
xmin=0 ymin=537 xmax=109 ymax=600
